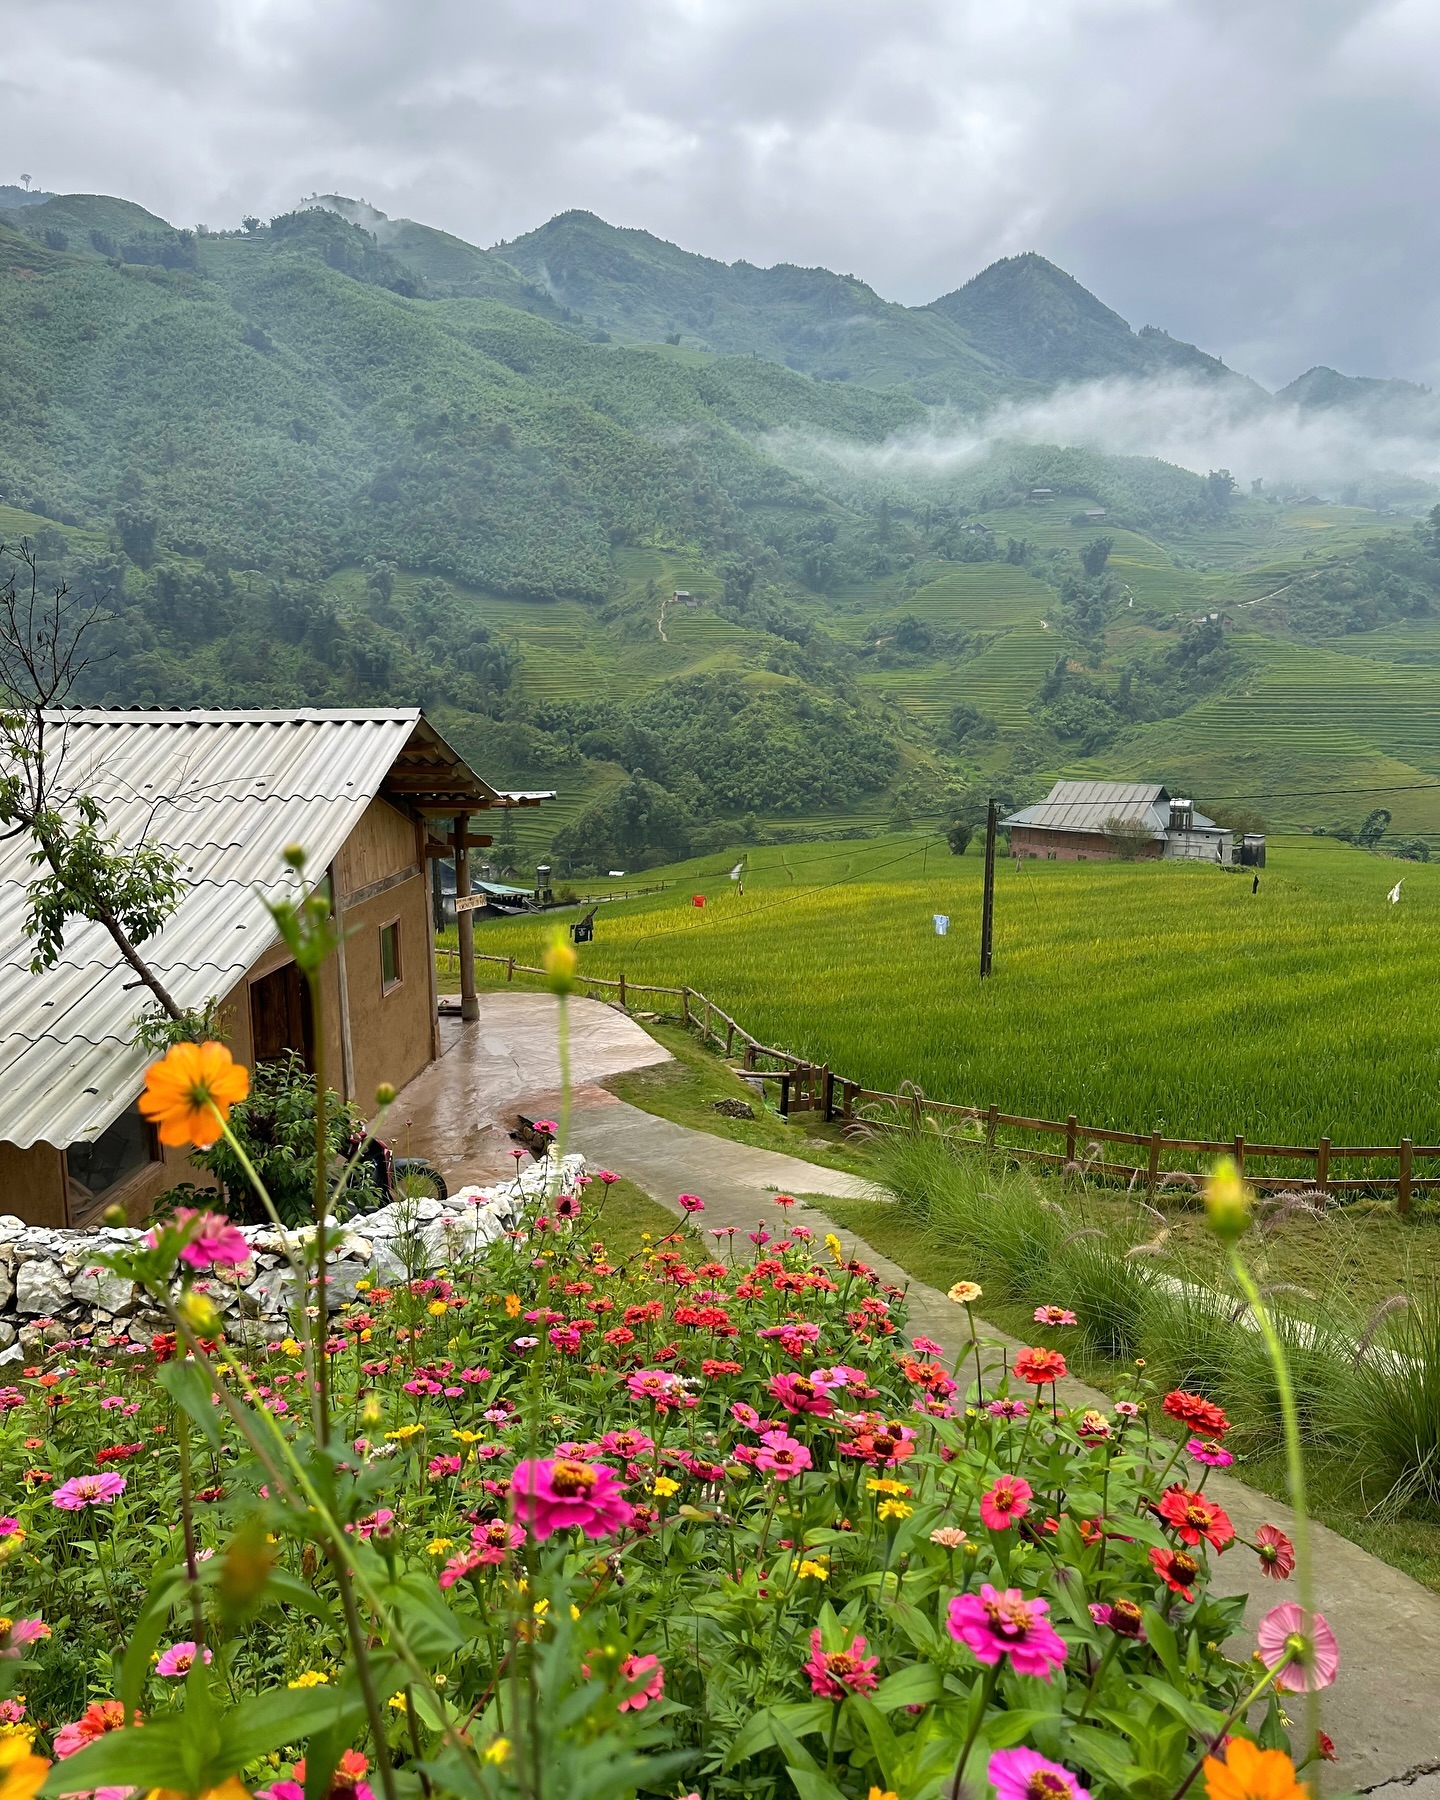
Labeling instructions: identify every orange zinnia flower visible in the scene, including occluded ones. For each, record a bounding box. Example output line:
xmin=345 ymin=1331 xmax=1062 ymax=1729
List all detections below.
xmin=0 ymin=1735 xmax=48 ymax=1800
xmin=1204 ymin=1737 xmax=1306 ymax=1800
xmin=139 ymin=1042 xmax=250 ymax=1148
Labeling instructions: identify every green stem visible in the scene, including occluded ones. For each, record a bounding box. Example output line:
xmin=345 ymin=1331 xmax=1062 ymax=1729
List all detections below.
xmin=950 ymin=1665 xmax=999 ymax=1800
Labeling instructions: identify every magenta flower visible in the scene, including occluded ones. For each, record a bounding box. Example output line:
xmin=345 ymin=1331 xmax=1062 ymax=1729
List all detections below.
xmin=767 ymin=1372 xmax=834 ymax=1416
xmin=600 ymin=1429 xmax=655 ymax=1458
xmin=626 ymin=1369 xmax=685 ymax=1403
xmin=990 ymin=1747 xmax=1091 ymax=1800
xmin=52 ymin=1471 xmax=126 ymax=1510
xmin=677 ymin=1193 xmax=706 ymax=1214
xmin=754 ymin=1429 xmax=812 ymax=1481
xmin=1257 ymin=1602 xmax=1340 ymax=1692
xmin=987 ymin=1397 xmax=1030 ymax=1420
xmin=438 ymin=1549 xmax=484 ymax=1589
xmin=802 ymin=1627 xmax=880 ymax=1700
xmin=156 ymin=1641 xmax=212 ymax=1677
xmin=617 ymin=1652 xmax=665 ymax=1712
xmin=0 ymin=1619 xmax=49 ymax=1658
xmin=471 ymin=1518 xmax=525 ymax=1564
xmin=596 ymin=1170 xmax=620 ymax=1185
xmin=427 ymin=1455 xmax=462 ymax=1480
xmin=1033 ymin=1304 xmax=1078 ymax=1327
xmin=511 ymin=1457 xmax=635 ymax=1540
xmin=1185 ymin=1436 xmax=1234 ymax=1468
xmin=947 ymin=1585 xmax=1068 ymax=1680
xmin=980 ymin=1474 xmax=1033 ymax=1531
xmin=176 ymin=1209 xmax=250 ymax=1270
xmin=548 ymin=1325 xmax=583 ymax=1354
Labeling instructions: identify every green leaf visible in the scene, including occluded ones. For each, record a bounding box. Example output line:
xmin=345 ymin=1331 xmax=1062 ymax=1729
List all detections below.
xmin=987 ymin=1709 xmax=1058 ymax=1749
xmin=40 ymin=1723 xmax=192 ymax=1794
xmin=726 ymin=1702 xmax=833 ymax=1767
xmin=264 ymin=1568 xmax=338 ymax=1629
xmin=772 ymin=1715 xmax=822 ymax=1775
xmin=216 ymin=1671 xmax=385 ymax=1768
xmin=1142 ymin=1606 xmax=1182 ymax=1687
xmin=120 ymin=1569 xmax=191 ymax=1719
xmin=158 ymin=1359 xmax=226 ymax=1452
xmin=786 ymin=1770 xmax=850 ymax=1800
xmin=871 ymin=1664 xmax=943 ymax=1711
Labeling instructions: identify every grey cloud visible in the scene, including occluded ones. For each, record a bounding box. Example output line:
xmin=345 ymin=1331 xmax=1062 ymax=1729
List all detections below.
xmin=4 ymin=0 xmax=1436 ymax=387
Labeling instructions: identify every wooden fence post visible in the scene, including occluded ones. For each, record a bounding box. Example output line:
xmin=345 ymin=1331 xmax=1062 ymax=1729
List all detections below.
xmin=619 ymin=971 xmax=626 ymax=1011
xmin=1315 ymin=1136 xmax=1330 ymax=1197
xmin=1065 ymin=1114 xmax=1078 ymax=1166
xmin=822 ymin=1066 xmax=834 ymax=1122
xmin=681 ymin=987 xmax=691 ymax=1026
xmin=1233 ymin=1134 xmax=1245 ymax=1177
xmin=1147 ymin=1130 xmax=1162 ymax=1196
xmin=506 ymin=955 xmax=515 ymax=983
xmin=703 ymin=998 xmax=712 ymax=1042
xmin=1399 ymin=1138 xmax=1414 ymax=1216
xmin=985 ymin=1102 xmax=999 ymax=1150
xmin=778 ymin=1072 xmax=791 ymax=1117
xmin=725 ymin=1021 xmax=735 ymax=1055
xmin=843 ymin=1080 xmax=857 ymax=1123
xmin=744 ymin=1043 xmax=756 ymax=1071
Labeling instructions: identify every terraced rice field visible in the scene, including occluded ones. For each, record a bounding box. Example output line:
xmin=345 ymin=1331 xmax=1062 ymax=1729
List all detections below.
xmin=466 ymin=833 xmax=1440 ymax=1151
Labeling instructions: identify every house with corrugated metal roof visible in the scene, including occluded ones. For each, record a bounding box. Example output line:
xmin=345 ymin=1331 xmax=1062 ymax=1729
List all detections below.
xmin=0 ymin=709 xmax=549 ymax=1227
xmin=1002 ymin=781 xmax=1234 ymax=863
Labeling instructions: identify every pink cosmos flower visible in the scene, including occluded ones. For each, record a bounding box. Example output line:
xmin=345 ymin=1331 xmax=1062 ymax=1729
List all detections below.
xmin=767 ymin=1372 xmax=834 ymax=1416
xmin=989 ymin=1747 xmax=1091 ymax=1800
xmin=348 ymin=1508 xmax=395 ymax=1541
xmin=511 ymin=1457 xmax=635 ymax=1540
xmin=156 ymin=1640 xmax=212 ymax=1677
xmin=617 ymin=1653 xmax=665 ymax=1712
xmin=980 ymin=1474 xmax=1033 ymax=1531
xmin=754 ymin=1429 xmax=812 ymax=1481
xmin=677 ymin=1193 xmax=705 ymax=1214
xmin=947 ymin=1585 xmax=1068 ymax=1680
xmin=1257 ymin=1602 xmax=1339 ymax=1692
xmin=1186 ymin=1437 xmax=1234 ymax=1468
xmin=802 ymin=1627 xmax=880 ymax=1700
xmin=53 ymin=1471 xmax=126 ymax=1509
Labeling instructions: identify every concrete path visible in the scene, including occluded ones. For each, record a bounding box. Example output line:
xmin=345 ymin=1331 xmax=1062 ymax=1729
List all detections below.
xmin=402 ymin=992 xmax=1440 ymax=1791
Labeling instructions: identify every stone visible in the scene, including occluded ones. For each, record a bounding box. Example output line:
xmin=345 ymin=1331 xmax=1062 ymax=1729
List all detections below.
xmin=0 ymin=1345 xmax=23 ymax=1367
xmin=244 ymin=1269 xmax=297 ymax=1314
xmin=0 ymin=1216 xmax=27 ymax=1243
xmin=0 ymin=1322 xmax=17 ymax=1348
xmin=15 ymin=1259 xmax=71 ymax=1316
xmin=70 ymin=1267 xmax=136 ymax=1313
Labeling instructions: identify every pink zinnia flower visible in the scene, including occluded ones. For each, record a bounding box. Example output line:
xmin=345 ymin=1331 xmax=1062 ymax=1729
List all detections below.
xmin=175 ymin=1209 xmax=250 ymax=1270
xmin=802 ymin=1627 xmax=879 ymax=1700
xmin=52 ymin=1471 xmax=126 ymax=1509
xmin=730 ymin=1402 xmax=763 ymax=1431
xmin=911 ymin=1336 xmax=945 ymax=1355
xmin=677 ymin=1193 xmax=705 ymax=1214
xmin=1257 ymin=1602 xmax=1339 ymax=1692
xmin=617 ymin=1653 xmax=665 ymax=1712
xmin=471 ymin=1518 xmax=525 ymax=1564
xmin=511 ymin=1457 xmax=635 ymax=1540
xmin=947 ymin=1585 xmax=1068 ymax=1680
xmin=54 ymin=1698 xmax=128 ymax=1757
xmin=0 ymin=1619 xmax=48 ymax=1658
xmin=980 ymin=1474 xmax=1033 ymax=1531
xmin=626 ymin=1369 xmax=684 ymax=1402
xmin=427 ymin=1455 xmax=462 ymax=1480
xmin=754 ymin=1429 xmax=812 ymax=1481
xmin=548 ymin=1325 xmax=583 ymax=1354
xmin=156 ymin=1640 xmax=212 ymax=1677
xmin=767 ymin=1372 xmax=834 ymax=1416
xmin=438 ymin=1549 xmax=484 ymax=1589
xmin=1255 ymin=1524 xmax=1296 ymax=1580
xmin=987 ymin=1397 xmax=1030 ymax=1420
xmin=600 ymin=1429 xmax=656 ymax=1458
xmin=1033 ymin=1305 xmax=1078 ymax=1327
xmin=596 ymin=1170 xmax=620 ymax=1185
xmin=1186 ymin=1437 xmax=1234 ymax=1468
xmin=990 ymin=1747 xmax=1091 ymax=1800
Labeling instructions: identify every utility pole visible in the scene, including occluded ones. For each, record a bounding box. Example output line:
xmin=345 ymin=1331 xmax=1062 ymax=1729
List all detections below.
xmin=979 ymin=797 xmax=997 ymax=978
xmin=453 ymin=812 xmax=479 ymax=1023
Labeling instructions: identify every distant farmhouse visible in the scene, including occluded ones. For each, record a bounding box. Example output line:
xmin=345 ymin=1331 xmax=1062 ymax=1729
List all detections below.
xmin=0 ymin=709 xmax=548 ymax=1227
xmin=1003 ymin=782 xmax=1258 ymax=865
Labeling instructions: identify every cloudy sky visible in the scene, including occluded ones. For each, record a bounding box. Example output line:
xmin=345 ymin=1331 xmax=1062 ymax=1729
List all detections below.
xmin=5 ymin=0 xmax=1438 ymax=389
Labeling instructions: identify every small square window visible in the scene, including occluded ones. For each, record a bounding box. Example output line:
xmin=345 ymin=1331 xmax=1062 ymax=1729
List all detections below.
xmin=380 ymin=920 xmax=402 ymax=991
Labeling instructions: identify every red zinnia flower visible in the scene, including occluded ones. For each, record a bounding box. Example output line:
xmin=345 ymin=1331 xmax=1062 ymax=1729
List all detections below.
xmin=1013 ymin=1347 xmax=1068 ymax=1386
xmin=1157 ymin=1484 xmax=1234 ymax=1551
xmin=1148 ymin=1544 xmax=1201 ymax=1600
xmin=1162 ymin=1389 xmax=1229 ymax=1437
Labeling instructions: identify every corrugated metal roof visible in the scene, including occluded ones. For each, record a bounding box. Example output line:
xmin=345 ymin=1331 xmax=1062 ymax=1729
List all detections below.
xmin=1002 ymin=781 xmax=1222 ymax=836
xmin=0 ymin=709 xmax=511 ymax=1151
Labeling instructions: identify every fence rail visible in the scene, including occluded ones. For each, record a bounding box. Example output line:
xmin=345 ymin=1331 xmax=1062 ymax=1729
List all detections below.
xmin=443 ymin=949 xmax=1430 ymax=1214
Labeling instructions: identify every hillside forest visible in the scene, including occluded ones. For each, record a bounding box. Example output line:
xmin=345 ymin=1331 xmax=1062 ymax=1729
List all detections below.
xmin=4 ymin=185 xmax=1440 ymax=872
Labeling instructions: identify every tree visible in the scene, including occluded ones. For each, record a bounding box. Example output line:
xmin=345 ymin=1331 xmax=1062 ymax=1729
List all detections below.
xmin=946 ymin=821 xmax=973 ymax=856
xmin=1101 ymin=816 xmax=1153 ymax=860
xmin=0 ymin=541 xmax=186 ymax=1018
xmin=1357 ymin=807 xmax=1392 ymax=849
xmin=1080 ymin=536 xmax=1113 ymax=578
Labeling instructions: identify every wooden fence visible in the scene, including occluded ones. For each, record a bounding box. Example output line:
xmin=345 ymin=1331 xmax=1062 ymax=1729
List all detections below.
xmin=446 ymin=949 xmax=1432 ymax=1213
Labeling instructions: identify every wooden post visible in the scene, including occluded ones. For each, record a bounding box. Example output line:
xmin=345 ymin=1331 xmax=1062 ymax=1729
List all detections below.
xmin=1233 ymin=1134 xmax=1245 ymax=1176
xmin=744 ymin=1043 xmax=756 ymax=1071
xmin=1065 ymin=1113 xmax=1078 ymax=1166
xmin=703 ymin=998 xmax=712 ymax=1042
xmin=681 ymin=987 xmax=691 ymax=1027
xmin=1315 ymin=1136 xmax=1330 ymax=1197
xmin=1147 ymin=1130 xmax=1162 ymax=1195
xmin=822 ymin=1066 xmax=834 ymax=1122
xmin=506 ymin=954 xmax=515 ymax=983
xmin=979 ymin=798 xmax=998 ymax=978
xmin=619 ymin=971 xmax=627 ymax=1011
xmin=725 ymin=1020 xmax=735 ymax=1055
xmin=843 ymin=1080 xmax=857 ymax=1123
xmin=1399 ymin=1137 xmax=1413 ymax=1216
xmin=778 ymin=1072 xmax=791 ymax=1117
xmin=985 ymin=1101 xmax=999 ymax=1150
xmin=453 ymin=814 xmax=479 ymax=1023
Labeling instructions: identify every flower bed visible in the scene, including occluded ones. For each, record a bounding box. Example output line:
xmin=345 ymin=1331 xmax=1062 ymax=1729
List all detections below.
xmin=0 ymin=1156 xmax=1336 ymax=1800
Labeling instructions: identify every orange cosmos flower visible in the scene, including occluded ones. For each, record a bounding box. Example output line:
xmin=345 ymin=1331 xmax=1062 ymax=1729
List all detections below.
xmin=1203 ymin=1738 xmax=1306 ymax=1800
xmin=139 ymin=1042 xmax=249 ymax=1148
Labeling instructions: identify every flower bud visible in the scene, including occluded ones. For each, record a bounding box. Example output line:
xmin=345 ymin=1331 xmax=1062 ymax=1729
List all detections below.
xmin=101 ymin=1203 xmax=127 ymax=1229
xmin=1204 ymin=1157 xmax=1251 ymax=1242
xmin=543 ymin=932 xmax=577 ymax=996
xmin=283 ymin=843 xmax=307 ymax=870
xmin=176 ymin=1290 xmax=223 ymax=1337
xmin=375 ymin=1082 xmax=397 ymax=1107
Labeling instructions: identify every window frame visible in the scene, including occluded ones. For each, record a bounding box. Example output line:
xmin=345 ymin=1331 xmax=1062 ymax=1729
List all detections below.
xmin=379 ymin=917 xmax=403 ymax=994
